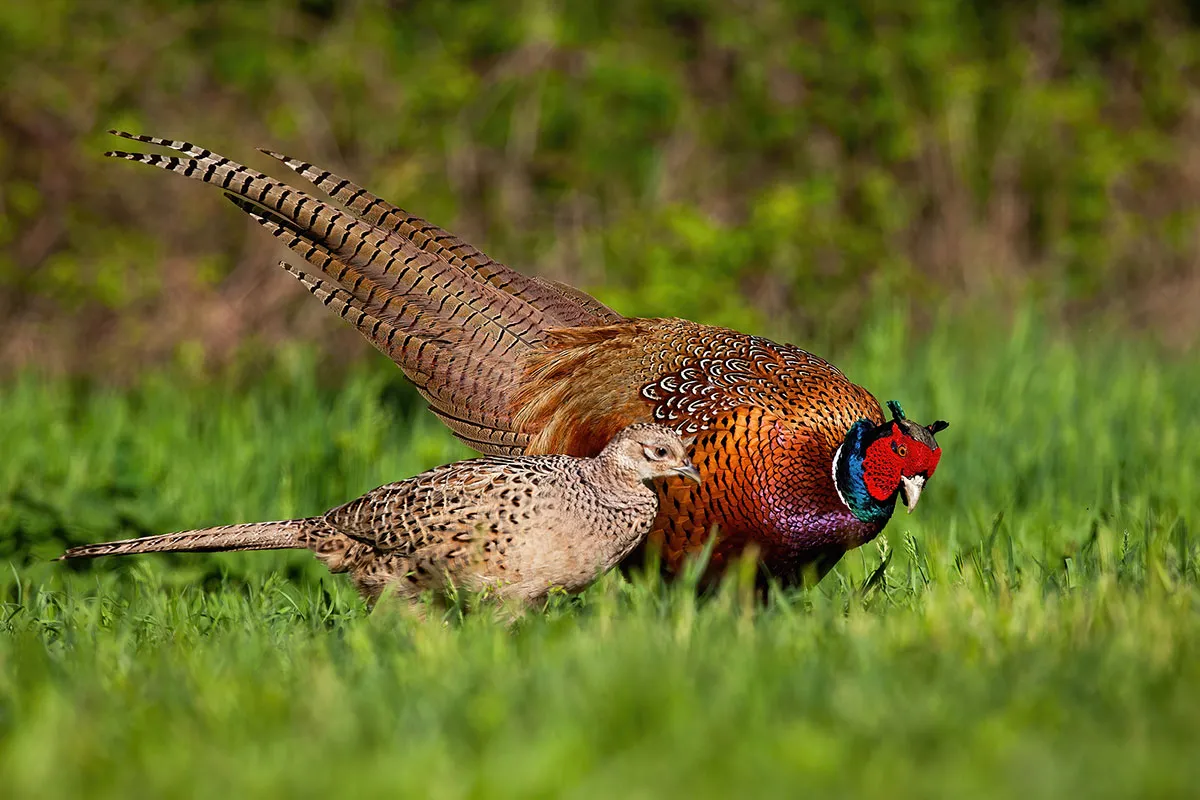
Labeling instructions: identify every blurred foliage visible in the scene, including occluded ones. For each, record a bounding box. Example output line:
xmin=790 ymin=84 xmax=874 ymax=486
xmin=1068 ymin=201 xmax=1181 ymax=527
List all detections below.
xmin=1 ymin=0 xmax=1199 ymax=373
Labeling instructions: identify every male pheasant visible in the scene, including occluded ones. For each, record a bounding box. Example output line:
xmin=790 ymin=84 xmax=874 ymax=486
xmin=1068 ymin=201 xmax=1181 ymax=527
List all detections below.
xmin=61 ymin=424 xmax=699 ymax=609
xmin=105 ymin=131 xmax=948 ymax=584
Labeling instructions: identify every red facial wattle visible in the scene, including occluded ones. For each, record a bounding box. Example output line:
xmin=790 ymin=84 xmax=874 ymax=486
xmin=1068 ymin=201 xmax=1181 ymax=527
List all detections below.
xmin=862 ymin=430 xmax=942 ymax=502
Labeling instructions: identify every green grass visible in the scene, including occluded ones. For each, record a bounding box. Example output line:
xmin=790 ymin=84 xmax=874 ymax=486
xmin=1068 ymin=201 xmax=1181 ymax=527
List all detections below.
xmin=2 ymin=309 xmax=1198 ymax=798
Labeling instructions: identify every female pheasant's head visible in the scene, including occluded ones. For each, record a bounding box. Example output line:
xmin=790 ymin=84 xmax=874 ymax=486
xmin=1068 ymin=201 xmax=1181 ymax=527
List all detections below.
xmin=834 ymin=400 xmax=949 ymax=524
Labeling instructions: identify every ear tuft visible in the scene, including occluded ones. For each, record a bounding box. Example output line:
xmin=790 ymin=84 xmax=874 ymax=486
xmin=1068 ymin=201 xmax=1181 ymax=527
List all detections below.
xmin=886 ymin=400 xmax=906 ymax=422
xmin=928 ymin=420 xmax=949 ymax=435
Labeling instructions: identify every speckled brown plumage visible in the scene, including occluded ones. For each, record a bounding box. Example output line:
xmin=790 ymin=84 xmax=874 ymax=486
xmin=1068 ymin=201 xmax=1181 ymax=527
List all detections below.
xmin=60 ymin=425 xmax=698 ymax=608
xmin=104 ymin=131 xmax=946 ymax=585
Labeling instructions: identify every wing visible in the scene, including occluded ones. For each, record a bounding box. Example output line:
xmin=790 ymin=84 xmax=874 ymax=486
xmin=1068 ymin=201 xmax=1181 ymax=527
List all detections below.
xmin=321 ymin=456 xmax=565 ymax=554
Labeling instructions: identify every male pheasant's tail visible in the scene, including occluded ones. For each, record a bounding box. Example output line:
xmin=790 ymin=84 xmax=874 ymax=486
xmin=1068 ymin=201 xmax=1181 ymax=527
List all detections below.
xmin=104 ymin=131 xmax=623 ymax=455
xmin=58 ymin=520 xmax=314 ymax=561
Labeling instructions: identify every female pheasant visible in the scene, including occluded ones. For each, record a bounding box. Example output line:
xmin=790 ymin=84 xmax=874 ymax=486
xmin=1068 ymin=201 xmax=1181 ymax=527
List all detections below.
xmin=61 ymin=424 xmax=698 ymax=610
xmin=105 ymin=131 xmax=948 ymax=584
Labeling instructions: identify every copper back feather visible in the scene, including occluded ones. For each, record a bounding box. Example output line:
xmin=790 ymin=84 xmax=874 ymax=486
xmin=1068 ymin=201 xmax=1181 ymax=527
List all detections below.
xmin=515 ymin=318 xmax=881 ymax=453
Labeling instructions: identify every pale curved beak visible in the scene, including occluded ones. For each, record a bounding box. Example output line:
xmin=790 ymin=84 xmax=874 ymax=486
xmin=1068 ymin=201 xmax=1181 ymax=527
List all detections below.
xmin=672 ymin=463 xmax=702 ymax=484
xmin=900 ymin=475 xmax=926 ymax=514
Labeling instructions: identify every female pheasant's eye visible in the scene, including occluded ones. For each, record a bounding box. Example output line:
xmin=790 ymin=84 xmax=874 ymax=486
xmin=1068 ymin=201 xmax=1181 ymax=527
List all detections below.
xmin=655 ymin=446 xmax=669 ymax=458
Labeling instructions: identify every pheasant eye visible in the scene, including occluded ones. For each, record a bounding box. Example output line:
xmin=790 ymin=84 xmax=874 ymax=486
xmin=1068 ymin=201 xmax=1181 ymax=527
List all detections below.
xmin=892 ymin=442 xmax=908 ymax=458
xmin=655 ymin=446 xmax=668 ymax=458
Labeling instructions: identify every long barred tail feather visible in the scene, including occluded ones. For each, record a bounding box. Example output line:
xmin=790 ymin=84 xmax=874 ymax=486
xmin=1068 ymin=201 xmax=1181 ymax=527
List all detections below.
xmin=256 ymin=146 xmax=623 ymax=326
xmin=58 ymin=520 xmax=314 ymax=561
xmin=272 ymin=257 xmax=517 ymax=454
xmin=104 ymin=130 xmax=560 ymax=453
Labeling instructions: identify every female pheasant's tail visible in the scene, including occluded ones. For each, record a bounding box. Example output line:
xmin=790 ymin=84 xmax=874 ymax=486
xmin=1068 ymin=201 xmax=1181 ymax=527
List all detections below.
xmin=58 ymin=520 xmax=315 ymax=561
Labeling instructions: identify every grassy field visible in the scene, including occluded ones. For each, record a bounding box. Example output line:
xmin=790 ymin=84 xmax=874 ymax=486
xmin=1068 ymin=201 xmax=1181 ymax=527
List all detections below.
xmin=1 ymin=309 xmax=1198 ymax=798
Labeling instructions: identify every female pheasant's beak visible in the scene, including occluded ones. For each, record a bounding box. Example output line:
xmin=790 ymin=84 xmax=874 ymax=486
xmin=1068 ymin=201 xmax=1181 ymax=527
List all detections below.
xmin=900 ymin=475 xmax=926 ymax=513
xmin=672 ymin=463 xmax=703 ymax=484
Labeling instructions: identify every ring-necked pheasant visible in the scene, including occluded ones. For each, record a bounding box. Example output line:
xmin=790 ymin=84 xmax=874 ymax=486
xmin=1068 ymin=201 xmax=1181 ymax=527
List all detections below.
xmin=104 ymin=131 xmax=948 ymax=584
xmin=61 ymin=424 xmax=699 ymax=609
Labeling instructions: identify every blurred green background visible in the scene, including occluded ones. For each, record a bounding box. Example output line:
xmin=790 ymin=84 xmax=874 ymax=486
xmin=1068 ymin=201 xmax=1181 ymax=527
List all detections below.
xmin=3 ymin=0 xmax=1199 ymax=375
xmin=3 ymin=3 xmax=1200 ymax=796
